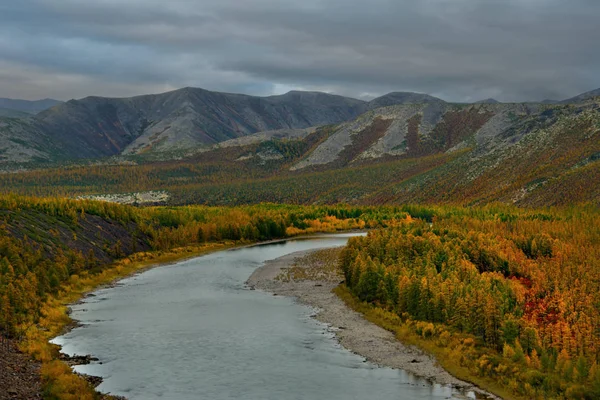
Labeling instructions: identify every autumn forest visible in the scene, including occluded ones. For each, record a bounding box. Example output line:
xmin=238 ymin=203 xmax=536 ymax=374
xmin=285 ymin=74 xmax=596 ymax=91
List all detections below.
xmin=0 ymin=191 xmax=597 ymax=399
xmin=340 ymin=206 xmax=600 ymax=399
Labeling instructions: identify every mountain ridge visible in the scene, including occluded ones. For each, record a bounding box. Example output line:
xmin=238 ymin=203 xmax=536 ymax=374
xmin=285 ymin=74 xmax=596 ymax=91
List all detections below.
xmin=0 ymin=98 xmax=62 ymax=114
xmin=1 ymin=86 xmax=599 ymax=166
xmin=1 ymin=87 xmax=448 ymax=164
xmin=560 ymin=87 xmax=600 ymax=104
xmin=474 ymin=98 xmax=500 ymax=104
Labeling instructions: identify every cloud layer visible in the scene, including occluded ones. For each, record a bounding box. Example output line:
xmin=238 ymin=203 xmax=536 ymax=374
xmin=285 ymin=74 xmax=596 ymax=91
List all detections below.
xmin=1 ymin=0 xmax=598 ymax=102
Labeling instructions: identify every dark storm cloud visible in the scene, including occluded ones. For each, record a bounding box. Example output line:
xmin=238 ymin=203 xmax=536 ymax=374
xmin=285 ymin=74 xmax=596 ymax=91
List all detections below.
xmin=0 ymin=0 xmax=598 ymax=102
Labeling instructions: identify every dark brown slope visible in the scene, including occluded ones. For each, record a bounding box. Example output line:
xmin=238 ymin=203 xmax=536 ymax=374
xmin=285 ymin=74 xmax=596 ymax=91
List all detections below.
xmin=0 ymin=339 xmax=42 ymax=400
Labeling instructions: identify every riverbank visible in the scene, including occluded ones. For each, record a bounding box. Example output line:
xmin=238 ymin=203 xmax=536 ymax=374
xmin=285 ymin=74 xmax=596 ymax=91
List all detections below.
xmin=17 ymin=240 xmax=239 ymax=400
xmin=16 ymin=232 xmax=364 ymax=399
xmin=246 ymin=248 xmax=501 ymax=400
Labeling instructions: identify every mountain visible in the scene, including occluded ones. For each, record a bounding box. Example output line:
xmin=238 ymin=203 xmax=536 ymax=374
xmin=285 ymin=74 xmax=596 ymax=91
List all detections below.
xmin=560 ymin=88 xmax=600 ymax=103
xmin=0 ymin=98 xmax=62 ymax=114
xmin=0 ymin=117 xmax=62 ymax=164
xmin=474 ymin=98 xmax=500 ymax=104
xmin=1 ymin=87 xmax=445 ymax=164
xmin=180 ymin=98 xmax=599 ymax=207
xmin=2 ymin=86 xmax=600 ymax=169
xmin=366 ymin=92 xmax=444 ymax=109
xmin=290 ymin=102 xmax=533 ymax=170
xmin=36 ymin=87 xmax=371 ymax=159
xmin=1 ymin=97 xmax=598 ymax=207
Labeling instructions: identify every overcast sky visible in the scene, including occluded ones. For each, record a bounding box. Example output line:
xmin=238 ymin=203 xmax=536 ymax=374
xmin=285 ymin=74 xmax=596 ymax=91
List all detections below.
xmin=0 ymin=0 xmax=598 ymax=102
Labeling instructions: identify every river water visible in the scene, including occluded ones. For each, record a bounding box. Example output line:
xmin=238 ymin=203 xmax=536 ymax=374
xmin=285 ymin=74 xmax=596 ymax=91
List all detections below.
xmin=53 ymin=234 xmax=474 ymax=400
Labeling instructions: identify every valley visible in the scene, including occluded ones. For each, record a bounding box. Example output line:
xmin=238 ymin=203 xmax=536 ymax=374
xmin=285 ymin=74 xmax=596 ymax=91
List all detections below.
xmin=2 ymin=1 xmax=600 ymax=399
xmin=0 ymin=86 xmax=599 ymax=400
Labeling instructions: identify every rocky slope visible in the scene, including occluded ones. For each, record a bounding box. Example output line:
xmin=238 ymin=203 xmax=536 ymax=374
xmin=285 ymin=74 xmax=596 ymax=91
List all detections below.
xmin=291 ymin=102 xmax=538 ymax=170
xmin=0 ymin=339 xmax=42 ymax=400
xmin=357 ymin=99 xmax=600 ymax=206
xmin=475 ymin=98 xmax=500 ymax=104
xmin=365 ymin=92 xmax=444 ymax=109
xmin=0 ymin=117 xmax=61 ymax=164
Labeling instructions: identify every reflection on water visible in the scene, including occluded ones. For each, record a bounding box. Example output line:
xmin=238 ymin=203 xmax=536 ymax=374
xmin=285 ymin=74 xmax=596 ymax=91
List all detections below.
xmin=53 ymin=234 xmax=474 ymax=400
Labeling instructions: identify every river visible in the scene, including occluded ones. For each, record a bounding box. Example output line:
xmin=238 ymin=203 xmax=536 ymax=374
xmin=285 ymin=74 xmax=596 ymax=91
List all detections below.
xmin=52 ymin=233 xmax=474 ymax=400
